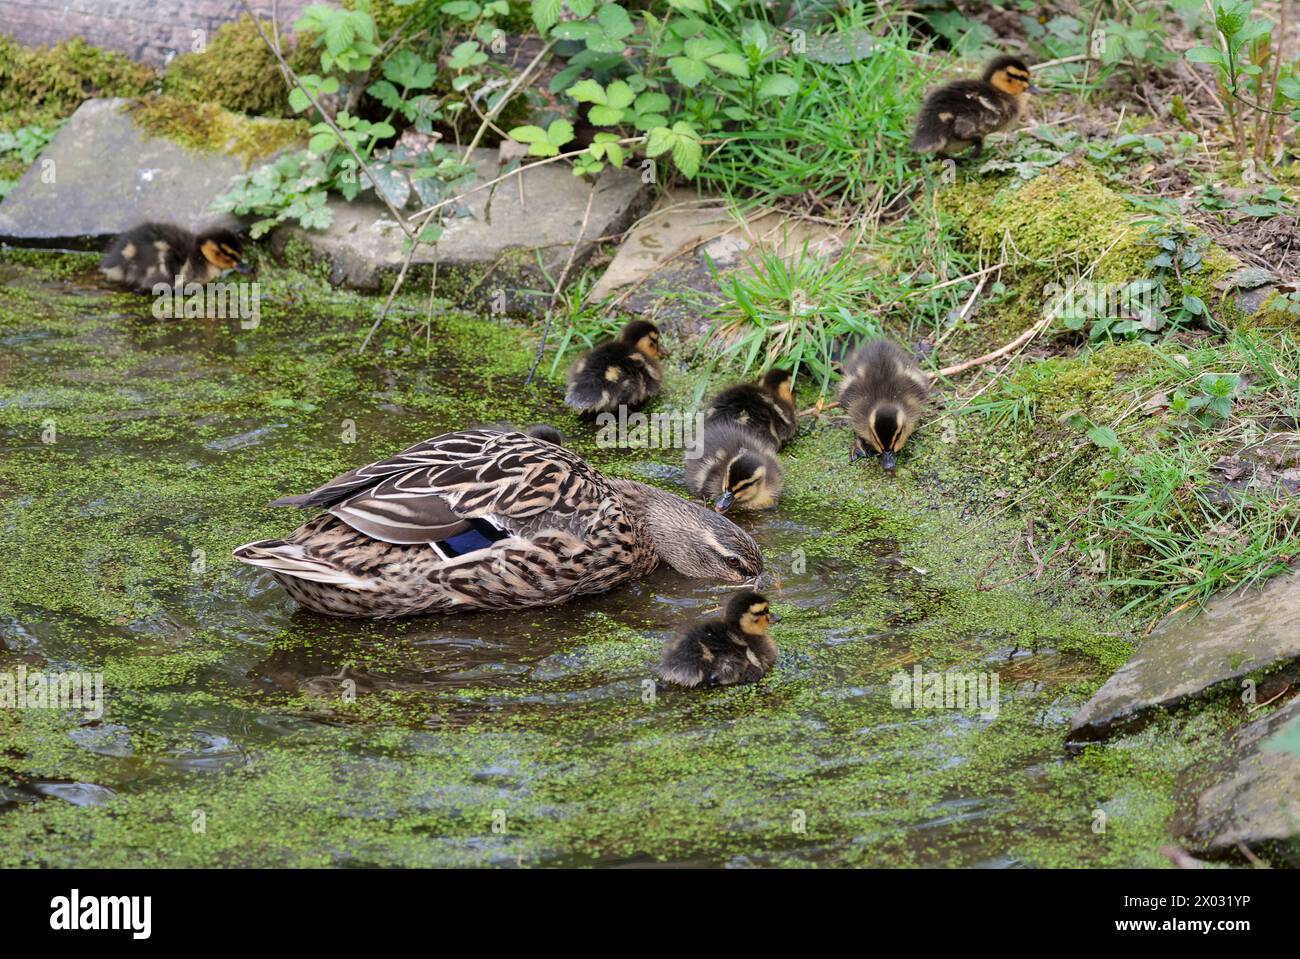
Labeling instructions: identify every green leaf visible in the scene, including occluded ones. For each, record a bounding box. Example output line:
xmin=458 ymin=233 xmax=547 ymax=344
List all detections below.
xmin=706 ymin=52 xmax=749 ymax=78
xmin=546 ymin=118 xmax=575 ymax=148
xmin=588 ymin=104 xmax=625 ymax=125
xmin=567 ymin=78 xmax=608 ymax=104
xmin=757 ymin=74 xmax=798 ymax=99
xmin=669 ymin=55 xmax=709 ymax=87
xmin=1185 ymin=45 xmax=1224 ymax=66
xmin=1087 ymin=426 xmax=1122 ymax=451
xmin=604 ymin=80 xmax=635 ymax=109
xmin=532 ymin=0 xmax=563 ymax=32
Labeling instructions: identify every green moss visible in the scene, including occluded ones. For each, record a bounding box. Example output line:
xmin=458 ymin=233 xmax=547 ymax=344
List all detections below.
xmin=162 ymin=15 xmax=319 ymax=118
xmin=124 ymin=95 xmax=306 ymax=168
xmin=0 ymin=36 xmax=154 ymax=131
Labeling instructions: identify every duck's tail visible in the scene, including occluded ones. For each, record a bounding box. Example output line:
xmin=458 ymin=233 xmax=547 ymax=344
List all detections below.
xmin=233 ymin=539 xmax=372 ymax=587
xmin=563 ymin=381 xmax=611 ymax=412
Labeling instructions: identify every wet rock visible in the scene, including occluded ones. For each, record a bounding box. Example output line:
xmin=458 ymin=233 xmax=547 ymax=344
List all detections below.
xmin=0 ymin=98 xmax=246 ymax=249
xmin=1069 ymin=572 xmax=1300 ymax=742
xmin=270 ymin=148 xmax=649 ymax=306
xmin=1175 ymin=696 xmax=1300 ymax=863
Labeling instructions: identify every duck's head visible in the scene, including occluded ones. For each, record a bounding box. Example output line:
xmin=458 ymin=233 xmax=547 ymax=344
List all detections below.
xmin=620 ymin=319 xmax=667 ymax=361
xmin=708 ymin=448 xmax=782 ymax=513
xmin=850 ymin=401 xmax=916 ymax=472
xmin=984 ymin=55 xmax=1040 ymax=97
xmin=610 ymin=479 xmax=764 ymax=583
xmin=196 ymin=228 xmax=252 ymax=275
xmin=761 ymin=367 xmax=795 ymax=406
xmin=725 ymin=590 xmax=780 ymax=636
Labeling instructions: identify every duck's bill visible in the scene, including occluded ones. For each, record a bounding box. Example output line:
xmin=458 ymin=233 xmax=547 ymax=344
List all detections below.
xmin=881 ymin=451 xmax=898 ymax=471
xmin=1028 ymin=83 xmax=1044 ymax=94
xmin=234 ymin=262 xmax=254 ymax=275
xmin=714 ymin=490 xmax=736 ymax=512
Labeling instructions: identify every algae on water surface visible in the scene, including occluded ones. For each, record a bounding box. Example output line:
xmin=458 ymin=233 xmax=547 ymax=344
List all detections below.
xmin=0 ymin=251 xmax=1228 ymax=866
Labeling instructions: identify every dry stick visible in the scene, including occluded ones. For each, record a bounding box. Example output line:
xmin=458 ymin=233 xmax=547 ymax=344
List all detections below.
xmin=240 ymin=0 xmax=415 ymax=239
xmin=457 ymin=40 xmax=554 ymax=164
xmin=525 ymin=181 xmax=598 ymax=386
xmin=934 ymin=312 xmax=1054 ymax=380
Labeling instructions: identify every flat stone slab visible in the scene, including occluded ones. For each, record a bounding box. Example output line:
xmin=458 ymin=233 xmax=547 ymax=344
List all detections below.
xmin=1175 ymin=696 xmax=1300 ymax=862
xmin=588 ymin=187 xmax=847 ymax=338
xmin=1069 ymin=572 xmax=1300 ymax=742
xmin=0 ymin=98 xmax=247 ymax=249
xmin=271 ymin=148 xmax=648 ymax=303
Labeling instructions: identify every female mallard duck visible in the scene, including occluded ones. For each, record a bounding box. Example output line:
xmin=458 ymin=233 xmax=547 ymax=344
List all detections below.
xmin=837 ymin=339 xmax=930 ymax=472
xmin=911 ymin=55 xmax=1039 ymax=159
xmin=704 ymin=368 xmax=798 ymax=449
xmin=100 ymin=222 xmax=251 ymax=293
xmin=234 ymin=427 xmax=762 ymax=618
xmin=565 ymin=320 xmax=665 ymax=414
xmin=658 ymin=590 xmax=779 ymax=688
xmin=685 ymin=421 xmax=783 ymax=512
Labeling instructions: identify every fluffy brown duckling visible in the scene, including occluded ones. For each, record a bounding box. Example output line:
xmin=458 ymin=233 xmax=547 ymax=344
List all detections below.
xmin=837 ymin=339 xmax=930 ymax=472
xmin=657 ymin=590 xmax=779 ymax=688
xmin=911 ymin=55 xmax=1039 ymax=159
xmin=100 ymin=222 xmax=251 ymax=293
xmin=565 ymin=320 xmax=665 ymax=414
xmin=704 ymin=368 xmax=798 ymax=449
xmin=686 ymin=421 xmax=784 ymax=512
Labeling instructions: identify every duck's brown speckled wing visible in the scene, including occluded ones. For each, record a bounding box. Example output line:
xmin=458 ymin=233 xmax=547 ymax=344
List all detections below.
xmin=273 ymin=428 xmax=605 ymax=545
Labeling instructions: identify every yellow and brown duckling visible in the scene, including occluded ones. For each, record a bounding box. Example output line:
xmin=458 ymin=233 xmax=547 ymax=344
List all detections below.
xmin=658 ymin=590 xmax=779 ymax=688
xmin=100 ymin=222 xmax=251 ymax=293
xmin=523 ymin=423 xmax=565 ymax=447
xmin=837 ymin=339 xmax=930 ymax=472
xmin=565 ymin=320 xmax=665 ymax=414
xmin=911 ymin=54 xmax=1039 ymax=159
xmin=704 ymin=368 xmax=798 ymax=449
xmin=686 ymin=421 xmax=784 ymax=512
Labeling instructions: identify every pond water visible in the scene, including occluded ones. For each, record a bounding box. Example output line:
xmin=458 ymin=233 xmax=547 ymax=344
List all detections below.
xmin=0 ymin=254 xmax=1192 ymax=867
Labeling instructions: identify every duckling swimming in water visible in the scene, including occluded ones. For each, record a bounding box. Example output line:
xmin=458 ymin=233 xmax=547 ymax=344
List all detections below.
xmin=911 ymin=55 xmax=1039 ymax=159
xmin=658 ymin=590 xmax=779 ymax=688
xmin=704 ymin=368 xmax=798 ymax=449
xmin=100 ymin=222 xmax=251 ymax=293
xmin=837 ymin=339 xmax=930 ymax=472
xmin=565 ymin=320 xmax=665 ymax=414
xmin=686 ymin=421 xmax=784 ymax=512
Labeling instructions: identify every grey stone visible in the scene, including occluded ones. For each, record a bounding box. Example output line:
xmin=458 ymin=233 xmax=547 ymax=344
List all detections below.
xmin=1175 ymin=697 xmax=1300 ymax=862
xmin=0 ymin=98 xmax=245 ymax=249
xmin=0 ymin=0 xmax=313 ymax=66
xmin=1069 ymin=572 xmax=1300 ymax=742
xmin=270 ymin=148 xmax=649 ymax=305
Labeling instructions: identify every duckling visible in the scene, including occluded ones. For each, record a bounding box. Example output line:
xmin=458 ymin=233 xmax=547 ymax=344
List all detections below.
xmin=523 ymin=424 xmax=565 ymax=447
xmin=100 ymin=222 xmax=251 ymax=294
xmin=565 ymin=320 xmax=665 ymax=414
xmin=837 ymin=339 xmax=930 ymax=472
xmin=658 ymin=590 xmax=779 ymax=688
xmin=911 ymin=55 xmax=1039 ymax=159
xmin=704 ymin=368 xmax=798 ymax=449
xmin=686 ymin=421 xmax=784 ymax=512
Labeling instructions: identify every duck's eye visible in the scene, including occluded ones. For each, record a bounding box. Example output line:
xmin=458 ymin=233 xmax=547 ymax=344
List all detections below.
xmin=726 ymin=556 xmax=742 ymax=569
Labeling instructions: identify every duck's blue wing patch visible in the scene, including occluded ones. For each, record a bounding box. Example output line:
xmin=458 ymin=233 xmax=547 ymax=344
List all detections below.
xmin=434 ymin=517 xmax=509 ymax=559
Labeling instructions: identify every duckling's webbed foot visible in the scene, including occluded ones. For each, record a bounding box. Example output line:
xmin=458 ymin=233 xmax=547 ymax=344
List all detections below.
xmin=969 ymin=137 xmax=984 ymax=159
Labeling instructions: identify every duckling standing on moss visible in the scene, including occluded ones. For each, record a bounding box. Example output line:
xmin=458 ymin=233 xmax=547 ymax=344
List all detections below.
xmin=658 ymin=590 xmax=780 ymax=688
xmin=686 ymin=421 xmax=784 ymax=512
xmin=837 ymin=339 xmax=930 ymax=472
xmin=565 ymin=320 xmax=665 ymax=414
xmin=704 ymin=368 xmax=798 ymax=450
xmin=100 ymin=222 xmax=251 ymax=294
xmin=911 ymin=55 xmax=1040 ymax=160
